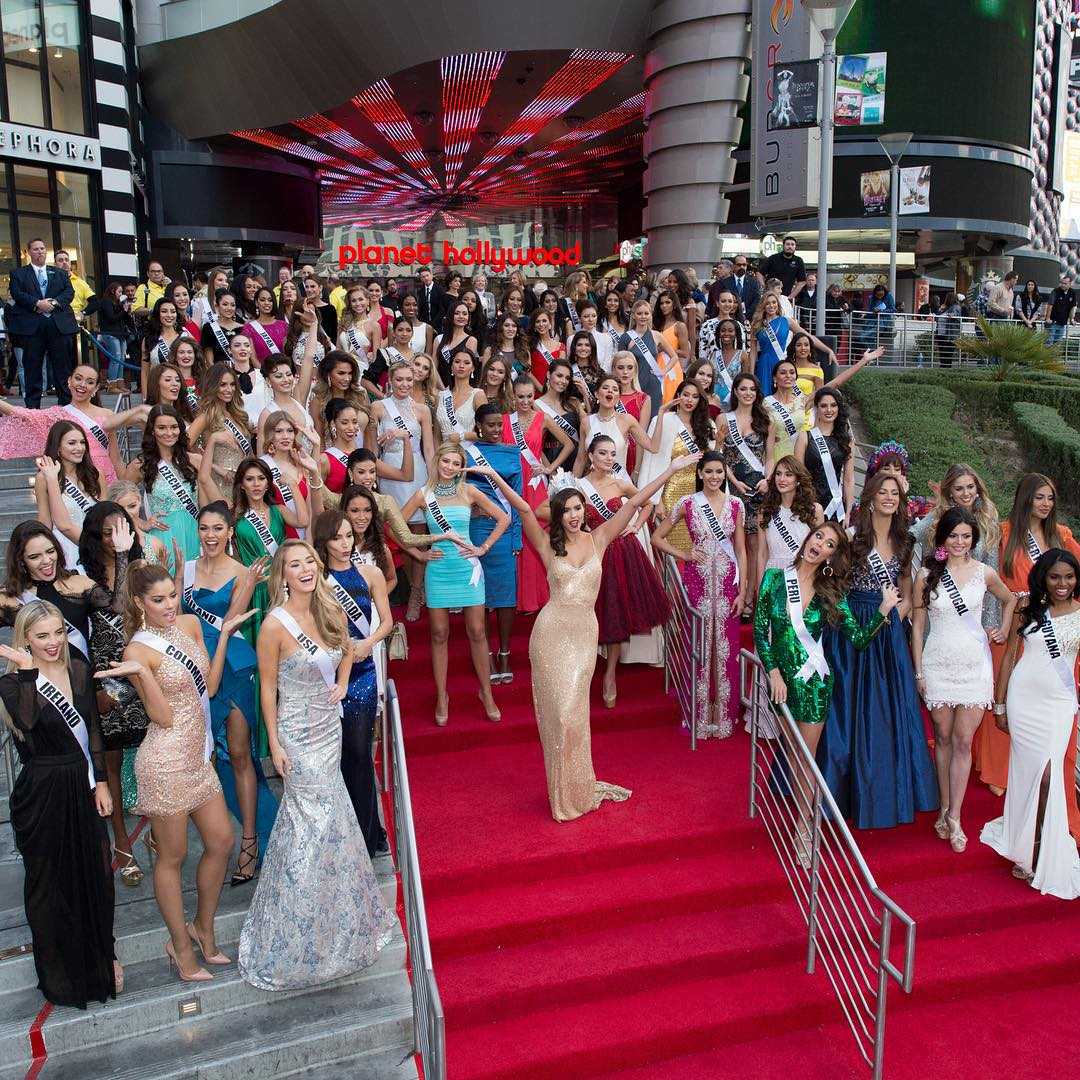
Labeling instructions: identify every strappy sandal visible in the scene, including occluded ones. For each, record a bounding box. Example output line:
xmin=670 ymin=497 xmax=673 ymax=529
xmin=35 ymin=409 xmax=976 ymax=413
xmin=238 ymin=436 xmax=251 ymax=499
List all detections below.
xmin=230 ymin=835 xmax=259 ymax=887
xmin=496 ymin=650 xmax=513 ymax=684
xmin=114 ymin=847 xmax=144 ymax=887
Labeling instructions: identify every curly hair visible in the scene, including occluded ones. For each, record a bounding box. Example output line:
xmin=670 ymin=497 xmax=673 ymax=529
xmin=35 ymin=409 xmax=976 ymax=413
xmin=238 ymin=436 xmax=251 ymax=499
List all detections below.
xmin=340 ymin=484 xmax=391 ymax=579
xmin=760 ymin=455 xmax=818 ymax=525
xmin=196 ymin=362 xmax=252 ymax=446
xmin=311 ymin=350 xmax=370 ymax=434
xmin=922 ymin=506 xmax=981 ymax=606
xmin=727 ymin=372 xmax=771 ymax=439
xmin=78 ymin=501 xmax=144 ymax=588
xmin=812 ymin=387 xmax=852 ymax=460
xmin=44 ymin=420 xmax=101 ymax=500
xmin=548 ymin=489 xmax=587 ymax=557
xmin=851 ymin=471 xmax=915 ymax=575
xmin=1020 ymin=548 xmax=1080 ymax=636
xmin=3 ymin=522 xmax=74 ymax=595
xmin=167 ymin=334 xmax=205 ymax=391
xmin=793 ymin=521 xmax=852 ymax=625
xmin=140 ymin=405 xmax=198 ymax=491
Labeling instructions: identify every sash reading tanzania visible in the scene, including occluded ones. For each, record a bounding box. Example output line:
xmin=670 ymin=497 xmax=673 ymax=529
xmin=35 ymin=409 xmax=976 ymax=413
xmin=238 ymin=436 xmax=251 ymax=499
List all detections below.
xmin=463 ymin=442 xmax=511 ymax=514
xmin=36 ymin=674 xmax=96 ymax=789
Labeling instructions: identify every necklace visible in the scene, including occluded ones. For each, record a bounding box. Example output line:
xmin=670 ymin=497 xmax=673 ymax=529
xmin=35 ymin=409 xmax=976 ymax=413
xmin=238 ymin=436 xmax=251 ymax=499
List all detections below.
xmin=433 ymin=480 xmax=458 ymax=497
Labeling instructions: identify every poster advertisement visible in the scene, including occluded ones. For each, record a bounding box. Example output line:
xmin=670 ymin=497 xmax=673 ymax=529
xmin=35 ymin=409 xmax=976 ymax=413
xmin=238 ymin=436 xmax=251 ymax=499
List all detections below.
xmin=766 ymin=58 xmax=820 ymax=131
xmin=860 ymin=170 xmax=890 ymax=216
xmin=898 ymin=165 xmax=931 ymax=215
xmin=835 ymin=52 xmax=887 ymax=126
xmin=1061 ymin=131 xmax=1080 ymax=242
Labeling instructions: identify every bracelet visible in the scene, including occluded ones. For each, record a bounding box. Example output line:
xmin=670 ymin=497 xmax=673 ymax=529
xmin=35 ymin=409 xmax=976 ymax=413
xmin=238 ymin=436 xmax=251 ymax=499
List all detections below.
xmin=914 ymin=673 xmax=924 ymax=680
xmin=992 ymin=703 xmax=1006 ymax=716
xmin=309 ymin=478 xmax=325 ymax=490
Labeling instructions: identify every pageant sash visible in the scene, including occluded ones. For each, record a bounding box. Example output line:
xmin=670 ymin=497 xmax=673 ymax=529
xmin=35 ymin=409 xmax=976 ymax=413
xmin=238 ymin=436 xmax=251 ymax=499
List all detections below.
xmin=329 ymin=577 xmax=372 ymax=638
xmin=439 ymin=340 xmax=454 ymax=370
xmin=536 ymin=399 xmax=579 ymax=441
xmin=157 ymin=462 xmax=199 ymax=520
xmin=693 ymin=491 xmax=739 ymax=585
xmin=626 ymin=330 xmax=661 ymax=378
xmin=939 ymin=570 xmax=991 ymax=655
xmin=381 ymin=395 xmax=412 ymax=438
xmin=325 ymin=447 xmax=349 ymax=470
xmin=1026 ymin=531 xmax=1043 ymax=564
xmin=21 ymin=589 xmax=89 ymax=657
xmin=565 ymin=300 xmax=582 ymax=333
xmin=536 ymin=341 xmax=557 ymax=374
xmin=131 ymin=629 xmax=213 ymax=760
xmin=182 ymin=561 xmax=242 ymax=640
xmin=784 ymin=568 xmax=829 ymax=682
xmin=865 ymin=549 xmax=895 ymax=591
xmin=384 ymin=346 xmax=406 ymax=367
xmin=346 ymin=327 xmax=367 ymax=357
xmin=510 ymin=412 xmax=547 ymax=491
xmin=222 ymin=416 xmax=252 ymax=456
xmin=586 ymin=416 xmax=624 ymax=475
xmin=765 ymin=392 xmax=800 ymax=439
xmin=1037 ymin=615 xmax=1077 ymax=693
xmin=809 ymin=427 xmax=843 ymax=521
xmin=770 ymin=507 xmax=801 ymax=557
xmin=725 ymin=415 xmax=764 ymax=475
xmin=260 ymin=455 xmax=296 ymax=512
xmin=577 ymin=477 xmax=616 ymax=521
xmin=762 ymin=320 xmax=786 ymax=367
xmin=243 ymin=508 xmax=278 ymax=556
xmin=62 ymin=478 xmax=96 ymax=518
xmin=36 ymin=674 xmax=95 ymax=789
xmin=207 ymin=313 xmax=230 ymax=354
xmin=154 ymin=339 xmax=169 ymax=365
xmin=250 ymin=321 xmax=281 ymax=355
xmin=185 ymin=384 xmax=199 ymax=413
xmin=614 ymin=398 xmax=628 ymax=415
xmin=463 ymin=442 xmax=511 ymax=514
xmin=426 ymin=493 xmax=482 ymax=586
xmin=351 ymin=548 xmax=375 ymax=570
xmin=440 ymin=389 xmax=466 ymax=438
xmin=676 ymin=423 xmax=701 ymax=458
xmin=269 ymin=607 xmax=342 ymax=716
xmin=63 ymin=405 xmax=109 ymax=453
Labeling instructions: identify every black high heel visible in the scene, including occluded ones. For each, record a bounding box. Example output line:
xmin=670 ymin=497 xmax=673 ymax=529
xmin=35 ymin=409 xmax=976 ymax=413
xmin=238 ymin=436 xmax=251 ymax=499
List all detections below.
xmin=230 ymin=835 xmax=258 ymax=887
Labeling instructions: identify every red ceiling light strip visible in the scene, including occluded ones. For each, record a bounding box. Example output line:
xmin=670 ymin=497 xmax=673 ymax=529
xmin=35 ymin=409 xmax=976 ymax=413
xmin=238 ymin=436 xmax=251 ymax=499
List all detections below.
xmin=440 ymin=211 xmax=465 ymax=228
xmin=461 ymin=49 xmax=632 ymax=189
xmin=231 ymin=128 xmax=335 ymax=165
xmin=292 ymin=114 xmax=428 ymax=192
xmin=440 ymin=51 xmax=506 ymax=190
xmin=351 ymin=80 xmax=441 ymax=188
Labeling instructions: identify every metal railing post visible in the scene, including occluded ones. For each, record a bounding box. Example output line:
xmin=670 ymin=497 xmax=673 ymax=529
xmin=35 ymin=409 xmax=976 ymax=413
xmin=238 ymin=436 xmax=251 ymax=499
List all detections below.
xmin=805 ymin=787 xmax=824 ymax=975
xmin=872 ymin=910 xmax=893 ymax=1080
xmin=688 ymin=613 xmax=698 ymax=751
xmin=747 ymin=659 xmax=759 ymax=821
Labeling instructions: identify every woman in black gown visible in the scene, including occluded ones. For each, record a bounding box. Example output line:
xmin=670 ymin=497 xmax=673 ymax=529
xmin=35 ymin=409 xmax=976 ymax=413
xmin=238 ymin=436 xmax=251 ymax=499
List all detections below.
xmin=0 ymin=600 xmax=122 ymax=1006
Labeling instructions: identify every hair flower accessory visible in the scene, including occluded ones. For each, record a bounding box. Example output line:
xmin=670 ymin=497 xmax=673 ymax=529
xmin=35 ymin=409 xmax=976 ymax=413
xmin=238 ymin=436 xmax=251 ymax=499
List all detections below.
xmin=866 ymin=440 xmax=910 ymax=477
xmin=934 ymin=546 xmax=948 ymax=561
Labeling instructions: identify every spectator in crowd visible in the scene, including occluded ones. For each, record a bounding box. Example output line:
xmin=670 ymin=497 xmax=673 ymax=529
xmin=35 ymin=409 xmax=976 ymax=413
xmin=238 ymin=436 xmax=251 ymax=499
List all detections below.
xmin=416 ymin=266 xmax=446 ymax=327
xmin=1015 ymin=279 xmax=1043 ymax=329
xmin=131 ymin=260 xmax=168 ymax=314
xmin=761 ymin=235 xmax=807 ymax=298
xmin=96 ymin=282 xmax=135 ymax=384
xmin=1043 ymin=274 xmax=1076 ymax=344
xmin=986 ymin=271 xmax=1018 ymax=322
xmin=709 ymin=254 xmax=762 ymax=320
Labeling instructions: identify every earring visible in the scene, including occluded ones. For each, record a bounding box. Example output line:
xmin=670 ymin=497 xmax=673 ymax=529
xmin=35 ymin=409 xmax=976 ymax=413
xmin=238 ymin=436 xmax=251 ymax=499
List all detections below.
xmin=822 ymin=562 xmax=834 ymax=578
xmin=282 ymin=582 xmax=290 ymax=601
xmin=137 ymin=605 xmax=146 ymax=629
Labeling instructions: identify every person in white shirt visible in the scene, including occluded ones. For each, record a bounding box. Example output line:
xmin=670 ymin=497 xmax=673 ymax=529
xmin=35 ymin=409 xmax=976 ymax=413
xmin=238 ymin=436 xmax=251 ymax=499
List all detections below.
xmin=567 ymin=298 xmax=614 ymax=373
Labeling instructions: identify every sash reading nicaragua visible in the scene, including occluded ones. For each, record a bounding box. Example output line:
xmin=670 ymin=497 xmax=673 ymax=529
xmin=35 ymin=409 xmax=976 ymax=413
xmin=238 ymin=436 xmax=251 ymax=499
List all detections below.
xmin=761 ymin=319 xmax=786 ymax=367
xmin=938 ymin=569 xmax=991 ymax=656
xmin=626 ymin=330 xmax=661 ymax=378
xmin=426 ymin=492 xmax=482 ymax=586
xmin=36 ymin=674 xmax=95 ymax=789
xmin=21 ymin=590 xmax=89 ymax=657
xmin=243 ymin=508 xmax=278 ymax=555
xmin=329 ymin=576 xmax=372 ymax=638
xmin=63 ymin=478 xmax=96 ymax=517
xmin=440 ymin=389 xmax=466 ymax=437
xmin=725 ymin=415 xmax=763 ymax=474
xmin=1026 ymin=531 xmax=1043 ymax=563
xmin=250 ymin=321 xmax=281 ymax=355
xmin=222 ymin=416 xmax=252 ymax=456
xmin=182 ymin=560 xmax=242 ymax=640
xmin=1035 ymin=615 xmax=1076 ymax=693
xmin=693 ymin=491 xmax=739 ymax=585
xmin=809 ymin=427 xmax=843 ymax=521
xmin=270 ymin=606 xmax=342 ymax=716
xmin=206 ymin=312 xmax=230 ymax=354
xmin=577 ymin=477 xmax=616 ymax=521
xmin=131 ymin=629 xmax=213 ymax=760
xmin=463 ymin=442 xmax=511 ymax=514
xmin=765 ymin=391 xmax=800 ymax=439
xmin=259 ymin=454 xmax=295 ymax=511
xmin=510 ymin=412 xmax=547 ymax=490
xmin=536 ymin=399 xmax=578 ymax=442
xmin=783 ymin=568 xmax=829 ymax=681
xmin=770 ymin=507 xmax=801 ymax=555
xmin=157 ymin=461 xmax=199 ymax=520
xmin=63 ymin=404 xmax=108 ymax=452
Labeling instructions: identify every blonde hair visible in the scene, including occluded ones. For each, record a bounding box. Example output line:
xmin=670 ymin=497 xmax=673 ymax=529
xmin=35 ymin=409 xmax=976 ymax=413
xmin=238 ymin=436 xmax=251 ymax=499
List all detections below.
xmin=425 ymin=441 xmax=467 ymax=496
xmin=261 ymin=409 xmax=297 ymax=450
xmin=610 ymin=349 xmax=642 ymax=392
xmin=410 ymin=352 xmax=442 ymax=404
xmin=934 ymin=463 xmax=1000 ymax=553
xmin=749 ymin=293 xmax=782 ymax=336
xmin=267 ymin=540 xmax=348 ymax=651
xmin=339 ymin=285 xmax=371 ymax=331
xmin=8 ymin=600 xmax=69 ymax=671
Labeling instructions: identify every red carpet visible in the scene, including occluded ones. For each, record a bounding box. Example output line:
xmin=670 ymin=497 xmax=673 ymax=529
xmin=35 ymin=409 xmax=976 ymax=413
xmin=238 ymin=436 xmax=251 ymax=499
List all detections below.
xmin=393 ymin=614 xmax=1080 ymax=1079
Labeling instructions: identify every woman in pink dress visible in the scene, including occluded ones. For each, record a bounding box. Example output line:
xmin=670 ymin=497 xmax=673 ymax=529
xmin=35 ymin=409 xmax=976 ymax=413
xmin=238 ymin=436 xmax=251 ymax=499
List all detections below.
xmin=0 ymin=363 xmax=147 ymax=484
xmin=652 ymin=450 xmax=747 ymax=739
xmin=501 ymin=377 xmax=575 ymax=613
xmin=244 ymin=287 xmax=288 ymax=363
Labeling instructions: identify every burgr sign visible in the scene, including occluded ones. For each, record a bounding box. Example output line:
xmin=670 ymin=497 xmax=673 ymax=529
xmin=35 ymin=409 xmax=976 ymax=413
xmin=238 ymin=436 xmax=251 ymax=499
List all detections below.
xmin=750 ymin=0 xmax=822 ymax=217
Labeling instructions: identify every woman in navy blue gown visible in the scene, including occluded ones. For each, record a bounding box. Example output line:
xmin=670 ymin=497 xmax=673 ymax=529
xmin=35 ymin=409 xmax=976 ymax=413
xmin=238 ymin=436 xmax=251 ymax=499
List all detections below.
xmin=818 ymin=470 xmax=938 ymax=828
xmin=313 ymin=509 xmax=394 ymax=856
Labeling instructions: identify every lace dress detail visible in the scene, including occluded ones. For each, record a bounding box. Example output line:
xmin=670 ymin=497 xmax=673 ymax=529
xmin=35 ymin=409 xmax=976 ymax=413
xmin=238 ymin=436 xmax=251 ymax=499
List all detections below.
xmin=922 ymin=561 xmax=994 ymax=709
xmin=764 ymin=506 xmax=811 ymax=571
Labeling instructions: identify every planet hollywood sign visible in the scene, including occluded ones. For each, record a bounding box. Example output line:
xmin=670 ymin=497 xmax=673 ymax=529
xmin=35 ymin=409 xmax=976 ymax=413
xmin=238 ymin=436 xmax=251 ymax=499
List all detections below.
xmin=339 ymin=239 xmax=582 ymax=274
xmin=0 ymin=121 xmax=101 ymax=170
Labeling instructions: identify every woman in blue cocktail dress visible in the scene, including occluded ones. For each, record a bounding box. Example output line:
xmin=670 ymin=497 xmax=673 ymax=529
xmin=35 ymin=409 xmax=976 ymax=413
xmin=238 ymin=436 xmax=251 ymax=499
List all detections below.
xmin=400 ymin=441 xmax=510 ymax=726
xmin=314 ymin=509 xmax=394 ymax=856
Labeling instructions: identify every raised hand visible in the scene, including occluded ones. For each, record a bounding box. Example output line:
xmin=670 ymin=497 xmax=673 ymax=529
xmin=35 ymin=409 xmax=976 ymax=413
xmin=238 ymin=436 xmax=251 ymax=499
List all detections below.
xmin=0 ymin=643 xmax=32 ymax=670
xmin=36 ymin=455 xmax=62 ymax=483
xmin=672 ymin=451 xmax=703 ymax=471
xmin=221 ymin=609 xmax=257 ymax=637
xmin=878 ymin=584 xmax=901 ymax=616
xmin=111 ymin=516 xmax=135 ymax=554
xmin=94 ymin=660 xmax=145 ymax=680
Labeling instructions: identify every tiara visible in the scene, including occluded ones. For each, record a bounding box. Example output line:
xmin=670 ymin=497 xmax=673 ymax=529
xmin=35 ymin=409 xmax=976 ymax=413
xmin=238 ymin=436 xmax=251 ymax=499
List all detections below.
xmin=866 ymin=439 xmax=909 ymax=474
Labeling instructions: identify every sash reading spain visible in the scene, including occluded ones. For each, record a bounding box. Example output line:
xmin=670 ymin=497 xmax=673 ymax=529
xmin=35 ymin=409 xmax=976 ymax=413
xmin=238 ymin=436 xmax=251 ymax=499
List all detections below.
xmin=339 ymin=240 xmax=582 ymax=274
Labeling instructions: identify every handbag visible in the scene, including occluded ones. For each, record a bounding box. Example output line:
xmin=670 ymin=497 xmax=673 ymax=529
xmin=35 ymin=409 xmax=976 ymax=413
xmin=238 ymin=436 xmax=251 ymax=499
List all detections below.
xmin=387 ymin=620 xmax=408 ymax=661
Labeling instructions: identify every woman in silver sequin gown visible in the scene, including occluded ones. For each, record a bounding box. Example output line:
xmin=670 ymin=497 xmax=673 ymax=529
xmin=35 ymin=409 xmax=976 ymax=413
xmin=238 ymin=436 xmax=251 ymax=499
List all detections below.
xmin=239 ymin=540 xmax=395 ymax=991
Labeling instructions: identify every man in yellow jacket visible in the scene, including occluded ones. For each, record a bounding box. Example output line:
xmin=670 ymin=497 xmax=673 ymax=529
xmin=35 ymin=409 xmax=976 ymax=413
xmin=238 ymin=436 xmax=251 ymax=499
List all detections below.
xmin=54 ymin=249 xmax=94 ymax=368
xmin=132 ymin=261 xmax=168 ymax=313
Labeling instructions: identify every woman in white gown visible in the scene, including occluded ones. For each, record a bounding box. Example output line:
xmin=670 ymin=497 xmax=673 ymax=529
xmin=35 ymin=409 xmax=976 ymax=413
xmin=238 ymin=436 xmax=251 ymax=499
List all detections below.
xmin=981 ymin=549 xmax=1080 ymax=899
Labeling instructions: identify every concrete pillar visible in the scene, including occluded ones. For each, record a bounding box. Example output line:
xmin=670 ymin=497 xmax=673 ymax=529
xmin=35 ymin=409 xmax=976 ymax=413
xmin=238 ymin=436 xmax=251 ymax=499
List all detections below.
xmin=642 ymin=0 xmax=751 ymax=276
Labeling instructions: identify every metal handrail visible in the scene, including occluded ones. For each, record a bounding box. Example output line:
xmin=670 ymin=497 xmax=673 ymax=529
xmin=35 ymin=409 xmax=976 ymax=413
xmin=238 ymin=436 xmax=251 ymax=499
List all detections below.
xmin=739 ymin=647 xmax=916 ymax=1079
xmin=383 ymin=680 xmax=446 ymax=1080
xmin=659 ymin=553 xmax=706 ymax=749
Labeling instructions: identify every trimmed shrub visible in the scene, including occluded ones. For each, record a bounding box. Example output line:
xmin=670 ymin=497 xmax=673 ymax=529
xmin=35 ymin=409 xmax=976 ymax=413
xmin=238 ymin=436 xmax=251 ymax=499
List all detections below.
xmin=1010 ymin=401 xmax=1080 ymax=504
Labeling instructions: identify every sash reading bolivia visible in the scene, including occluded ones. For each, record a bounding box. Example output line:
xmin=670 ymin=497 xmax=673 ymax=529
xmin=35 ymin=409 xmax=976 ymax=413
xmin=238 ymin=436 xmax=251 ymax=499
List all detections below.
xmin=339 ymin=240 xmax=583 ymax=274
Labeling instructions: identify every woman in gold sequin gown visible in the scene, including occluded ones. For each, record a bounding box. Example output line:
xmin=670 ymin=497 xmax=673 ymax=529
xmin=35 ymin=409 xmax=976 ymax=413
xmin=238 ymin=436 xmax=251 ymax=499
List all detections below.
xmin=105 ymin=561 xmax=252 ymax=983
xmin=476 ymin=453 xmax=701 ymax=821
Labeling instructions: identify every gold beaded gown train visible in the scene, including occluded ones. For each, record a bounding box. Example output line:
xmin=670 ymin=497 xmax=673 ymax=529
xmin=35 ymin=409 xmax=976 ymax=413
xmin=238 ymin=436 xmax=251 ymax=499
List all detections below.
xmin=528 ymin=537 xmax=631 ymax=821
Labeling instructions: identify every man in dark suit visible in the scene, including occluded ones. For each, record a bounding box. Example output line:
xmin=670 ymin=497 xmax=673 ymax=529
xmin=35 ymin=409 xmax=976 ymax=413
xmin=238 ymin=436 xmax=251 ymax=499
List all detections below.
xmin=415 ymin=266 xmax=446 ymax=327
xmin=8 ymin=238 xmax=77 ymax=408
xmin=707 ymin=254 xmax=762 ymax=320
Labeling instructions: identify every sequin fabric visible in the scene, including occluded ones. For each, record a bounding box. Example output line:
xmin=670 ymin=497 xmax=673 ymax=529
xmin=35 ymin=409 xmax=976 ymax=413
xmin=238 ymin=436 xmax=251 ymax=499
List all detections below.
xmin=133 ymin=624 xmax=221 ymax=817
xmin=659 ymin=439 xmax=697 ymax=555
xmin=238 ymin=646 xmax=395 ymax=990
xmin=528 ymin=540 xmax=631 ymax=821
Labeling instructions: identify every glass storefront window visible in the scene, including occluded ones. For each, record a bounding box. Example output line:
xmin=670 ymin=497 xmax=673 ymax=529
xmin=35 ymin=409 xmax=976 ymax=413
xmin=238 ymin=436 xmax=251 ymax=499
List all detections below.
xmin=54 ymin=168 xmax=88 ymax=216
xmin=0 ymin=214 xmax=15 ymax=300
xmin=13 ymin=163 xmax=49 ymax=212
xmin=59 ymin=216 xmax=93 ymax=288
xmin=44 ymin=0 xmax=83 ymax=134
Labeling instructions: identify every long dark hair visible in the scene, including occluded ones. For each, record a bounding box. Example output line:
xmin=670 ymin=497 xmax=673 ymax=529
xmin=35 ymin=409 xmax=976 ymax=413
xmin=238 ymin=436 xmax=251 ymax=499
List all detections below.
xmin=440 ymin=300 xmax=472 ymax=342
xmin=812 ymin=387 xmax=852 ymax=460
xmin=142 ymin=297 xmax=178 ymax=348
xmin=548 ymin=489 xmax=587 ymax=557
xmin=694 ymin=449 xmax=728 ymax=492
xmin=727 ymin=372 xmax=771 ymax=439
xmin=1003 ymin=472 xmax=1063 ymax=577
xmin=672 ymin=380 xmax=715 ymax=451
xmin=232 ymin=456 xmax=274 ymax=515
xmin=312 ymin=509 xmax=353 ymax=569
xmin=233 ymin=275 xmax=262 ymax=319
xmin=852 ymin=470 xmax=914 ymax=575
xmin=3 ymin=521 xmax=74 ymax=594
xmin=146 ymin=362 xmax=194 ymax=424
xmin=140 ymin=404 xmax=198 ymax=491
xmin=1021 ymin=548 xmax=1080 ymax=636
xmin=652 ymin=288 xmax=685 ymax=329
xmin=922 ymin=506 xmax=980 ymax=606
xmin=78 ymin=501 xmax=144 ymax=587
xmin=544 ymin=358 xmax=585 ymax=409
xmin=487 ymin=313 xmax=531 ymax=368
xmin=793 ymin=521 xmax=852 ymax=624
xmin=760 ymin=454 xmax=818 ymax=525
xmin=340 ymin=484 xmax=391 ymax=578
xmin=568 ymin=330 xmax=601 ymax=374
xmin=44 ymin=420 xmax=101 ymax=499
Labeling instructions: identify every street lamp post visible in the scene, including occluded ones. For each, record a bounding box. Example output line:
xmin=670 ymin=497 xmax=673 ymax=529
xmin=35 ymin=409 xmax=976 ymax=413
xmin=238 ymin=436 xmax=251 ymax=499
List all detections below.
xmin=804 ymin=0 xmax=857 ymax=340
xmin=878 ymin=132 xmax=913 ymax=302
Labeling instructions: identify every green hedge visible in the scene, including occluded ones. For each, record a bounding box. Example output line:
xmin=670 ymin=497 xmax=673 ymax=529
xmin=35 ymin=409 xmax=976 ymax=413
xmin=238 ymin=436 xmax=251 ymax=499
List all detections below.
xmin=1010 ymin=401 xmax=1080 ymax=504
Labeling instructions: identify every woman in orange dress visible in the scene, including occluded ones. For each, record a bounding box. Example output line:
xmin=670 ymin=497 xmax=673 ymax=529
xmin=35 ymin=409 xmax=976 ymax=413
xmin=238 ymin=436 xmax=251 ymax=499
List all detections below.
xmin=998 ymin=473 xmax=1080 ymax=840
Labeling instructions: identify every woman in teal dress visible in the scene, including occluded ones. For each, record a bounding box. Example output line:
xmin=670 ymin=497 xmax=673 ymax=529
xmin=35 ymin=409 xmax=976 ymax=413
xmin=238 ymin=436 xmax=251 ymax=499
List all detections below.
xmin=181 ymin=502 xmax=278 ymax=883
xmin=400 ymin=441 xmax=511 ymax=726
xmin=123 ymin=405 xmax=205 ymax=568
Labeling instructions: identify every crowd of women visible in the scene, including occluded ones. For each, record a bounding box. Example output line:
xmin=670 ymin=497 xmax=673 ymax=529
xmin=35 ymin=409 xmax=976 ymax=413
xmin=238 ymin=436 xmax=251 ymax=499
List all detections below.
xmin=1 ymin=261 xmax=1078 ymax=1021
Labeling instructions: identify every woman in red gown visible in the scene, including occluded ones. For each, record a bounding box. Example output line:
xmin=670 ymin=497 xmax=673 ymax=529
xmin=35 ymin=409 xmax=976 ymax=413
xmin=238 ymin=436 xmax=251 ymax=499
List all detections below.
xmin=612 ymin=350 xmax=651 ymax=477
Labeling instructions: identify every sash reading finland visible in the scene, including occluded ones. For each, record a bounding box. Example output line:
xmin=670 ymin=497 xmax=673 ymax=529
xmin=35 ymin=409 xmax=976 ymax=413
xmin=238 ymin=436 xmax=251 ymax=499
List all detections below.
xmin=536 ymin=399 xmax=578 ymax=442
xmin=35 ymin=674 xmax=96 ymax=789
xmin=62 ymin=404 xmax=108 ymax=453
xmin=938 ymin=569 xmax=992 ymax=661
xmin=725 ymin=416 xmax=763 ymax=474
xmin=809 ymin=427 xmax=843 ymax=521
xmin=692 ymin=491 xmax=739 ymax=585
xmin=222 ymin=416 xmax=252 ymax=456
xmin=250 ymin=321 xmax=281 ymax=355
xmin=131 ymin=629 xmax=213 ymax=760
xmin=510 ymin=412 xmax=547 ymax=490
xmin=426 ymin=492 xmax=482 ymax=586
xmin=21 ymin=589 xmax=89 ymax=657
xmin=463 ymin=442 xmax=511 ymax=514
xmin=244 ymin=508 xmax=278 ymax=555
xmin=1034 ymin=615 xmax=1077 ymax=693
xmin=269 ymin=607 xmax=342 ymax=717
xmin=157 ymin=461 xmax=199 ymax=520
xmin=783 ymin=567 xmax=830 ymax=681
xmin=328 ymin=577 xmax=372 ymax=638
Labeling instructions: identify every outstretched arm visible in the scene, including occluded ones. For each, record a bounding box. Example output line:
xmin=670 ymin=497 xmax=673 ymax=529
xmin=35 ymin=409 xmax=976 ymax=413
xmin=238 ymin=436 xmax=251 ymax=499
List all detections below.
xmin=594 ymin=453 xmax=701 ymax=549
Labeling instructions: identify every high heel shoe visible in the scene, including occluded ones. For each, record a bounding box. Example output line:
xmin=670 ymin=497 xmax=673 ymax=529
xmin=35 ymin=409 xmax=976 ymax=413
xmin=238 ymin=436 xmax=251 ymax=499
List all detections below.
xmin=406 ymin=580 xmax=424 ymax=623
xmin=230 ymin=836 xmax=258 ymax=887
xmin=478 ymin=690 xmax=501 ymax=723
xmin=186 ymin=923 xmax=231 ymax=965
xmin=496 ymin=650 xmax=513 ymax=685
xmin=434 ymin=696 xmax=449 ymax=727
xmin=946 ymin=815 xmax=967 ymax=853
xmin=602 ymin=678 xmax=617 ymax=709
xmin=113 ymin=847 xmax=144 ymax=887
xmin=933 ymin=808 xmax=950 ymax=840
xmin=164 ymin=941 xmax=212 ymax=982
